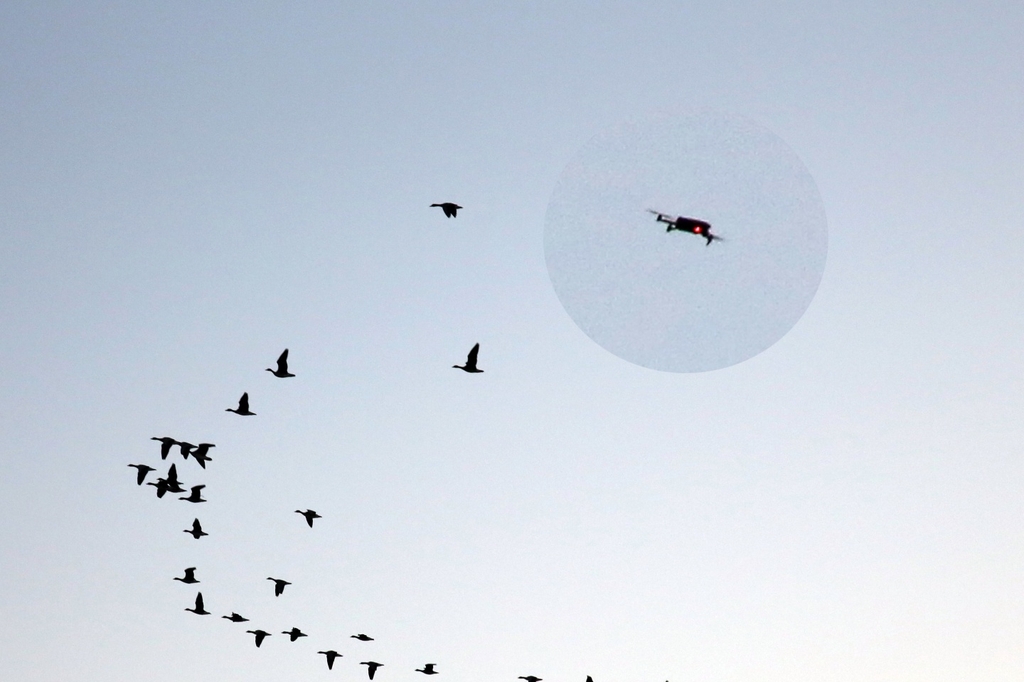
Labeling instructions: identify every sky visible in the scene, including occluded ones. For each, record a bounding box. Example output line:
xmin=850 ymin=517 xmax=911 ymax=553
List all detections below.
xmin=0 ymin=2 xmax=1022 ymax=681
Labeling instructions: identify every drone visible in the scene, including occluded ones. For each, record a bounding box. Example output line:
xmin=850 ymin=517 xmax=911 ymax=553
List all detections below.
xmin=647 ymin=209 xmax=721 ymax=246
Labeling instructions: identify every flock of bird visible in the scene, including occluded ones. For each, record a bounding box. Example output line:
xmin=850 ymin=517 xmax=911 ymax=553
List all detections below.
xmin=128 ymin=204 xmax=631 ymax=681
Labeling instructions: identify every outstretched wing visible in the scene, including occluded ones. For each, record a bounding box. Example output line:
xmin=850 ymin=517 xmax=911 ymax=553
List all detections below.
xmin=467 ymin=343 xmax=479 ymax=367
xmin=277 ymin=349 xmax=289 ymax=371
xmin=239 ymin=392 xmax=249 ymax=411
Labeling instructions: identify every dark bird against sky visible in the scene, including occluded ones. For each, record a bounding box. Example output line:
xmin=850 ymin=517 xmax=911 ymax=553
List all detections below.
xmin=222 ymin=612 xmax=249 ymax=623
xmin=266 ymin=349 xmax=295 ymax=378
xmin=430 ymin=202 xmax=462 ymax=218
xmin=416 ymin=663 xmax=439 ymax=675
xmin=351 ymin=633 xmax=374 ymax=641
xmin=185 ymin=592 xmax=209 ymax=615
xmin=150 ymin=436 xmax=177 ymax=460
xmin=282 ymin=627 xmax=307 ymax=642
xmin=173 ymin=567 xmax=199 ymax=584
xmin=453 ymin=343 xmax=483 ymax=373
xmin=295 ymin=509 xmax=321 ymax=527
xmin=247 ymin=629 xmax=271 ymax=647
xmin=226 ymin=392 xmax=255 ymax=416
xmin=128 ymin=463 xmax=155 ymax=485
xmin=184 ymin=518 xmax=207 ymax=539
xmin=319 ymin=650 xmax=342 ymax=670
xmin=179 ymin=484 xmax=206 ymax=503
xmin=267 ymin=577 xmax=291 ymax=597
xmin=361 ymin=661 xmax=384 ymax=680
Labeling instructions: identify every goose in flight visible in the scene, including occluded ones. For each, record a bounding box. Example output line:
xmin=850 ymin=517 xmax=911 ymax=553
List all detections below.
xmin=188 ymin=443 xmax=214 ymax=469
xmin=351 ymin=633 xmax=374 ymax=641
xmin=128 ymin=463 xmax=156 ymax=485
xmin=177 ymin=441 xmax=195 ymax=459
xmin=430 ymin=202 xmax=462 ymax=218
xmin=266 ymin=349 xmax=295 ymax=378
xmin=295 ymin=509 xmax=321 ymax=528
xmin=184 ymin=518 xmax=207 ymax=539
xmin=185 ymin=592 xmax=210 ymax=615
xmin=226 ymin=392 xmax=255 ymax=416
xmin=519 ymin=677 xmax=542 ymax=682
xmin=282 ymin=627 xmax=308 ymax=642
xmin=223 ymin=612 xmax=249 ymax=623
xmin=173 ymin=567 xmax=199 ymax=584
xmin=416 ymin=664 xmax=439 ymax=675
xmin=151 ymin=436 xmax=178 ymax=460
xmin=179 ymin=485 xmax=207 ymax=503
xmin=267 ymin=577 xmax=291 ymax=597
xmin=361 ymin=661 xmax=384 ymax=680
xmin=319 ymin=650 xmax=342 ymax=670
xmin=452 ymin=343 xmax=483 ymax=373
xmin=246 ymin=629 xmax=271 ymax=647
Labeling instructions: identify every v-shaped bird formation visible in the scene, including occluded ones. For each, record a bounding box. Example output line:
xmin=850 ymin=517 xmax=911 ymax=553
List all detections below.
xmin=127 ymin=207 xmax=646 ymax=678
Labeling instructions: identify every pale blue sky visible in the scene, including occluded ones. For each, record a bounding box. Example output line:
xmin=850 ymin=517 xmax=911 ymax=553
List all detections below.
xmin=1 ymin=2 xmax=1022 ymax=681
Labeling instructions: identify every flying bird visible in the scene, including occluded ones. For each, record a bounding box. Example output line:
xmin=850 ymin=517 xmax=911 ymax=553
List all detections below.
xmin=151 ymin=436 xmax=178 ymax=459
xmin=266 ymin=349 xmax=295 ymax=378
xmin=223 ymin=612 xmax=249 ymax=623
xmin=519 ymin=677 xmax=542 ymax=682
xmin=247 ymin=629 xmax=271 ymax=647
xmin=147 ymin=477 xmax=173 ymax=498
xmin=191 ymin=447 xmax=213 ymax=469
xmin=267 ymin=577 xmax=291 ymax=597
xmin=361 ymin=661 xmax=384 ymax=680
xmin=184 ymin=518 xmax=208 ymax=539
xmin=319 ymin=650 xmax=342 ymax=670
xmin=128 ymin=463 xmax=155 ymax=485
xmin=173 ymin=567 xmax=199 ymax=584
xmin=295 ymin=509 xmax=321 ymax=528
xmin=351 ymin=633 xmax=374 ymax=642
xmin=164 ymin=463 xmax=184 ymax=491
xmin=179 ymin=485 xmax=206 ymax=503
xmin=185 ymin=592 xmax=210 ymax=615
xmin=416 ymin=664 xmax=439 ymax=675
xmin=430 ymin=202 xmax=462 ymax=218
xmin=226 ymin=392 xmax=255 ymax=416
xmin=282 ymin=627 xmax=307 ymax=642
xmin=177 ymin=441 xmax=195 ymax=459
xmin=452 ymin=343 xmax=483 ymax=373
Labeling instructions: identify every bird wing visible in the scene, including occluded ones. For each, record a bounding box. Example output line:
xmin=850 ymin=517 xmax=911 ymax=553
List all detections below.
xmin=195 ymin=592 xmax=204 ymax=610
xmin=239 ymin=393 xmax=249 ymax=410
xmin=277 ymin=349 xmax=289 ymax=369
xmin=467 ymin=343 xmax=479 ymax=366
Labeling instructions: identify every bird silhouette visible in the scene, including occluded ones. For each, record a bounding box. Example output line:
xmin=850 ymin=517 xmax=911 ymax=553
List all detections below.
xmin=247 ymin=629 xmax=271 ymax=647
xmin=226 ymin=392 xmax=255 ymax=416
xmin=177 ymin=441 xmax=195 ymax=460
xmin=179 ymin=485 xmax=206 ymax=503
xmin=282 ymin=627 xmax=307 ymax=642
xmin=173 ymin=567 xmax=199 ymax=584
xmin=319 ymin=650 xmax=342 ymax=670
xmin=267 ymin=577 xmax=291 ymax=596
xmin=184 ymin=518 xmax=207 ymax=539
xmin=185 ymin=592 xmax=210 ymax=615
xmin=586 ymin=677 xmax=594 ymax=682
xmin=351 ymin=633 xmax=374 ymax=641
xmin=147 ymin=478 xmax=172 ymax=498
xmin=191 ymin=443 xmax=215 ymax=469
xmin=361 ymin=661 xmax=384 ymax=680
xmin=430 ymin=202 xmax=462 ymax=218
xmin=164 ymin=463 xmax=185 ymax=492
xmin=416 ymin=664 xmax=439 ymax=675
xmin=519 ymin=677 xmax=542 ymax=682
xmin=452 ymin=343 xmax=483 ymax=373
xmin=128 ymin=464 xmax=155 ymax=485
xmin=223 ymin=612 xmax=249 ymax=622
xmin=295 ymin=509 xmax=321 ymax=528
xmin=266 ymin=349 xmax=295 ymax=378
xmin=151 ymin=436 xmax=178 ymax=460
